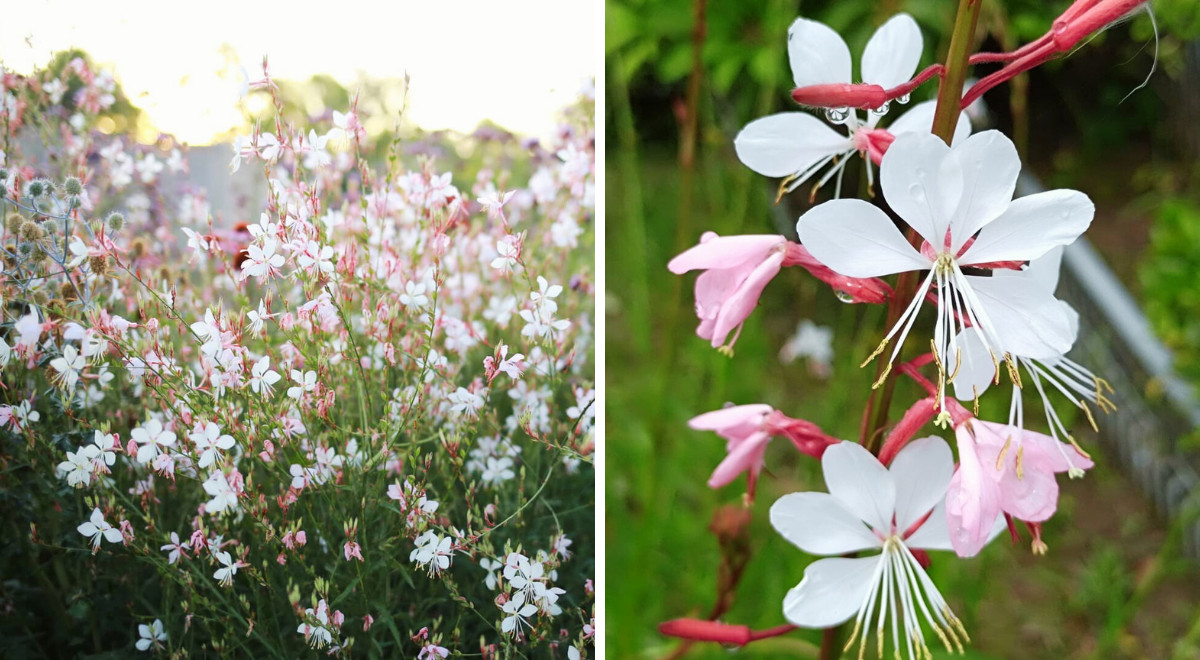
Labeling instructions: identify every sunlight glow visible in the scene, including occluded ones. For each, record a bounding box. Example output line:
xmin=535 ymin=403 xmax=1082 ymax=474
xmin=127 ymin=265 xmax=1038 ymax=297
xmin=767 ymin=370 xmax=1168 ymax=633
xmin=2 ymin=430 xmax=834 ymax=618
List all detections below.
xmin=1 ymin=0 xmax=595 ymax=145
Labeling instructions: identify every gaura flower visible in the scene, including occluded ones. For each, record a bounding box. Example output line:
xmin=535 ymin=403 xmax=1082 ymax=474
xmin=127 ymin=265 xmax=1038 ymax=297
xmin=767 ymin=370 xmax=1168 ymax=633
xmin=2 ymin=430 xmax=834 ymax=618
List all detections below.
xmin=669 ymin=233 xmax=890 ymax=351
xmin=797 ymin=130 xmax=1093 ymax=417
xmin=736 ymin=14 xmax=970 ymax=199
xmin=771 ymin=438 xmax=1002 ymax=659
xmin=77 ymin=507 xmax=123 ymax=552
xmin=951 ymin=248 xmax=1114 ymax=448
xmin=946 ymin=418 xmax=1094 ymax=558
xmin=688 ymin=404 xmax=836 ymax=495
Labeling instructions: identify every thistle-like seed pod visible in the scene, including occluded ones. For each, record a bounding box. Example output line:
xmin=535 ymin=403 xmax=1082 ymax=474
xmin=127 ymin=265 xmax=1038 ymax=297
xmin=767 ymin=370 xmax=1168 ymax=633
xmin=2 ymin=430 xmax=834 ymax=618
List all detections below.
xmin=129 ymin=238 xmax=147 ymax=259
xmin=62 ymin=176 xmax=83 ymax=196
xmin=89 ymin=255 xmax=110 ymax=275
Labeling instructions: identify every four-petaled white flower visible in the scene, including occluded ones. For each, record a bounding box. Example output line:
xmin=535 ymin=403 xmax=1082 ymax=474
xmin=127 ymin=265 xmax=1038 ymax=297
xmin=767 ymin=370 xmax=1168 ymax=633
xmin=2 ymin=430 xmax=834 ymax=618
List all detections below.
xmin=189 ymin=421 xmax=236 ymax=469
xmin=297 ymin=599 xmax=335 ymax=648
xmin=770 ymin=438 xmax=1002 ymax=660
xmin=249 ymin=356 xmax=281 ymax=395
xmin=58 ymin=443 xmax=101 ymax=487
xmin=287 ymin=370 xmax=318 ymax=400
xmin=49 ymin=344 xmax=86 ymax=392
xmin=212 ymin=549 xmax=239 ymax=586
xmin=400 ymin=281 xmax=429 ymax=309
xmin=410 ymin=531 xmax=453 ymax=573
xmin=491 ymin=236 xmax=520 ymax=272
xmin=481 ymin=557 xmax=503 ymax=590
xmin=736 ymin=14 xmax=970 ymax=198
xmin=77 ymin=507 xmax=123 ymax=551
xmin=297 ymin=240 xmax=335 ymax=276
xmin=160 ymin=531 xmax=190 ymax=565
xmin=797 ymin=130 xmax=1092 ymax=418
xmin=135 ymin=618 xmax=168 ymax=652
xmin=241 ymin=237 xmax=286 ymax=280
xmin=131 ymin=419 xmax=177 ymax=464
xmin=500 ymin=592 xmax=539 ymax=635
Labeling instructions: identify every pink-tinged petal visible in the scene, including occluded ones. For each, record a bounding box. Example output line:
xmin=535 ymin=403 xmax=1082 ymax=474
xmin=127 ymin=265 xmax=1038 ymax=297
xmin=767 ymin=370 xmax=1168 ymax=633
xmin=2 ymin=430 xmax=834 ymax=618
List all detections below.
xmin=668 ymin=234 xmax=783 ymax=274
xmin=995 ymin=449 xmax=1060 ymax=522
xmin=889 ymin=436 xmax=954 ymax=531
xmin=861 ymin=13 xmax=923 ymax=89
xmin=695 ymin=267 xmax=750 ymax=321
xmin=879 ymin=132 xmax=963 ymax=250
xmin=708 ymin=432 xmax=771 ymax=488
xmin=787 ymin=18 xmax=852 ymax=88
xmin=783 ymin=556 xmax=881 ymax=628
xmin=947 ymin=131 xmax=1022 ymax=253
xmin=796 ymin=199 xmax=927 ymax=278
xmin=960 ymin=189 xmax=1094 ymax=265
xmin=822 ymin=441 xmax=895 ymax=533
xmin=1008 ymin=424 xmax=1095 ymax=474
xmin=688 ymin=405 xmax=773 ymax=432
xmin=950 ymin=329 xmax=999 ymax=402
xmin=946 ymin=427 xmax=1003 ymax=557
xmin=904 ymin=500 xmax=953 ymax=551
xmin=771 ymin=492 xmax=882 ymax=555
xmin=968 ymin=273 xmax=1077 ymax=360
xmin=734 ymin=113 xmax=850 ymax=178
xmin=710 ymin=251 xmax=784 ymax=347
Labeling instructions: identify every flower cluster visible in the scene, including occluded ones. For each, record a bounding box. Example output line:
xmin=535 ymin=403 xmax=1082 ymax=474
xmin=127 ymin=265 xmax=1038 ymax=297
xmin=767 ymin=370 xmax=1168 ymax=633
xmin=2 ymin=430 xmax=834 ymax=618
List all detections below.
xmin=0 ymin=56 xmax=594 ymax=657
xmin=663 ymin=5 xmax=1129 ymax=658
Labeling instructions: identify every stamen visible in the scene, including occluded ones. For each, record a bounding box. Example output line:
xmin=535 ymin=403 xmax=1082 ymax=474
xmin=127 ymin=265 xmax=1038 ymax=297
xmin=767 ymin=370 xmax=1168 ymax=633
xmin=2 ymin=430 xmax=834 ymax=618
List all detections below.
xmin=995 ymin=436 xmax=1012 ymax=471
xmin=862 ymin=338 xmax=890 ymax=369
xmin=1015 ymin=445 xmax=1025 ymax=480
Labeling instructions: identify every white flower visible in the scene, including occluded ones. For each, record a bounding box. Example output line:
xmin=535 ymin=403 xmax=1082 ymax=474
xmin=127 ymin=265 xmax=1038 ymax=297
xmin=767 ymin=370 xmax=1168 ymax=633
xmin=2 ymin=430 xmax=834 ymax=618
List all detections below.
xmin=131 ymin=419 xmax=177 ymax=464
xmin=296 ymin=599 xmax=334 ymax=648
xmin=797 ymin=130 xmax=1092 ymax=418
xmin=203 ymin=472 xmax=239 ymax=514
xmin=410 ymin=531 xmax=453 ymax=573
xmin=736 ymin=14 xmax=971 ymax=197
xmin=77 ymin=507 xmax=123 ymax=551
xmin=399 ymin=281 xmax=429 ymax=309
xmin=448 ymin=387 xmax=485 ymax=418
xmin=770 ymin=439 xmax=1002 ymax=659
xmin=249 ymin=356 xmax=281 ymax=395
xmin=481 ymin=557 xmax=503 ymax=590
xmin=500 ymin=592 xmax=538 ymax=634
xmin=135 ymin=618 xmax=167 ymax=651
xmin=287 ymin=370 xmax=317 ymax=400
xmin=779 ymin=319 xmax=834 ymax=369
xmin=212 ymin=550 xmax=239 ymax=586
xmin=49 ymin=344 xmax=85 ymax=392
xmin=58 ymin=444 xmax=101 ymax=487
xmin=480 ymin=457 xmax=515 ymax=485
xmin=240 ymin=237 xmax=285 ymax=280
xmin=491 ymin=235 xmax=520 ymax=272
xmin=246 ymin=300 xmax=271 ymax=336
xmin=296 ymin=240 xmax=335 ymax=275
xmin=189 ymin=421 xmax=235 ymax=469
xmin=160 ymin=531 xmax=190 ymax=565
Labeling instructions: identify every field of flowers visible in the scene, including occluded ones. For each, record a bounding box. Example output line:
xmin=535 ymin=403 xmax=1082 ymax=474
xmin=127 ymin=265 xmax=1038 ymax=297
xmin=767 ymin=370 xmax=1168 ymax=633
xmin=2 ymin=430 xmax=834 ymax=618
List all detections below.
xmin=0 ymin=56 xmax=594 ymax=657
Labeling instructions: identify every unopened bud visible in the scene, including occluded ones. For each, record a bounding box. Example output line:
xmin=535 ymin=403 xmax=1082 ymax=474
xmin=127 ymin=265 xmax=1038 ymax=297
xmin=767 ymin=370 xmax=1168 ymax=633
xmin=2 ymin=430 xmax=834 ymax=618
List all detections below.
xmin=791 ymin=83 xmax=887 ymax=110
xmin=106 ymin=212 xmax=124 ymax=231
xmin=24 ymin=179 xmax=50 ymax=199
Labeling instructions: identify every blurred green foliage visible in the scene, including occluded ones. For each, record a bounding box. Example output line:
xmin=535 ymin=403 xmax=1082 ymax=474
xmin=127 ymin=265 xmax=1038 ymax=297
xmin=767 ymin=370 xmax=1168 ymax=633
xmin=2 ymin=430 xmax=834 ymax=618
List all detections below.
xmin=1141 ymin=199 xmax=1200 ymax=385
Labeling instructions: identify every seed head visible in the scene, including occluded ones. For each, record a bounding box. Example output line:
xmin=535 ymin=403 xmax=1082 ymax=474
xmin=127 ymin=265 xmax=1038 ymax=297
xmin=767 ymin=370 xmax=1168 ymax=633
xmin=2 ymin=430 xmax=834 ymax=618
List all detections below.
xmin=62 ymin=176 xmax=83 ymax=196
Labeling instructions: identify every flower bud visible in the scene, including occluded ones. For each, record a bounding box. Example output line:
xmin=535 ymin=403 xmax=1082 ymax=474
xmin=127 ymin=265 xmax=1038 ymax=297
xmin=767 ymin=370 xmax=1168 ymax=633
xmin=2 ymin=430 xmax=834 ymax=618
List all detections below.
xmin=106 ymin=212 xmax=124 ymax=231
xmin=17 ymin=242 xmax=33 ymax=257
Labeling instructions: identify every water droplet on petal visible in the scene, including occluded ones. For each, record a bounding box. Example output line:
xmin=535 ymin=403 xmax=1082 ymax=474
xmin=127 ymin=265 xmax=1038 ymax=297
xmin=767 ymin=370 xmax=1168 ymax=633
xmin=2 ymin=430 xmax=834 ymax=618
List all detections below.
xmin=824 ymin=107 xmax=851 ymax=124
xmin=908 ymin=183 xmax=925 ymax=199
xmin=835 ymin=290 xmax=854 ymax=303
xmin=897 ymin=93 xmax=911 ymax=105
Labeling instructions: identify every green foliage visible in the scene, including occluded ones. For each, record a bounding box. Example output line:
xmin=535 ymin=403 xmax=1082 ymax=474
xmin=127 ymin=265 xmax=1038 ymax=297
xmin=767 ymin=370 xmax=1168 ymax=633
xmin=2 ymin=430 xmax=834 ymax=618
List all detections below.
xmin=1141 ymin=198 xmax=1200 ymax=384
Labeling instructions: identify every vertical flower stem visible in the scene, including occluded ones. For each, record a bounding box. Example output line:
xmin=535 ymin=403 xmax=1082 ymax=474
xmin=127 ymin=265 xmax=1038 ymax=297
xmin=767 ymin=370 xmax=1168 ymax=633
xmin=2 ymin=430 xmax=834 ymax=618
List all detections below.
xmin=841 ymin=1 xmax=984 ymax=656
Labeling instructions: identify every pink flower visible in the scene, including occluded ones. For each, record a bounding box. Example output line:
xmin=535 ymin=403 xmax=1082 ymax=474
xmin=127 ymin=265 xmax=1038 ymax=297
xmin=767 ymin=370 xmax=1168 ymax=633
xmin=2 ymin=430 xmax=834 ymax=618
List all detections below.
xmin=688 ymin=404 xmax=836 ymax=496
xmin=344 ymin=541 xmax=364 ymax=562
xmin=669 ymin=234 xmax=787 ymax=350
xmin=946 ymin=420 xmax=1094 ymax=557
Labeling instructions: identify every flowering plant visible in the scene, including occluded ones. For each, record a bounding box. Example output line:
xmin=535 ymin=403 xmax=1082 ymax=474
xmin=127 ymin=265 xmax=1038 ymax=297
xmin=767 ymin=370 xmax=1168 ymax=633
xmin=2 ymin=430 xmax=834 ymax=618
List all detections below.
xmin=0 ymin=56 xmax=594 ymax=657
xmin=659 ymin=1 xmax=1147 ymax=657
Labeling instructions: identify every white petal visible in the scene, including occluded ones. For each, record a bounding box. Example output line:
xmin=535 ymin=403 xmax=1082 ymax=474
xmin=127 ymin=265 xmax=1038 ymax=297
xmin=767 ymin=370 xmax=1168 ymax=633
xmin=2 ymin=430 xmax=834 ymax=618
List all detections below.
xmin=948 ymin=131 xmax=1021 ymax=252
xmin=950 ymin=330 xmax=1000 ymax=401
xmin=770 ymin=492 xmax=882 ymax=555
xmin=796 ymin=199 xmax=926 ymax=278
xmin=903 ymin=500 xmax=954 ymax=550
xmin=880 ymin=132 xmax=963 ymax=249
xmin=783 ymin=556 xmax=881 ymax=628
xmin=822 ymin=441 xmax=895 ymax=532
xmin=734 ymin=113 xmax=849 ymax=178
xmin=960 ymin=189 xmax=1094 ymax=265
xmin=969 ymin=274 xmax=1077 ymax=359
xmin=889 ymin=436 xmax=954 ymax=531
xmin=885 ymin=102 xmax=972 ymax=146
xmin=861 ymin=13 xmax=923 ymax=89
xmin=788 ymin=18 xmax=852 ymax=87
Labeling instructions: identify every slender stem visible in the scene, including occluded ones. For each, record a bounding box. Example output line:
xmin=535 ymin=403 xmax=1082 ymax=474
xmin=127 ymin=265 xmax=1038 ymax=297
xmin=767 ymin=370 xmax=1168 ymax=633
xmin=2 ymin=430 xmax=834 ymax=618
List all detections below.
xmin=932 ymin=0 xmax=985 ymax=144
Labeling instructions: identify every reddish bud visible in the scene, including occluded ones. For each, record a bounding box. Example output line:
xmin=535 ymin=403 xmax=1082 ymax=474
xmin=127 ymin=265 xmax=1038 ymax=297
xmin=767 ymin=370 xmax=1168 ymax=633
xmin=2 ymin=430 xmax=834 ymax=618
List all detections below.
xmin=791 ymin=83 xmax=887 ymax=110
xmin=659 ymin=618 xmax=751 ymax=646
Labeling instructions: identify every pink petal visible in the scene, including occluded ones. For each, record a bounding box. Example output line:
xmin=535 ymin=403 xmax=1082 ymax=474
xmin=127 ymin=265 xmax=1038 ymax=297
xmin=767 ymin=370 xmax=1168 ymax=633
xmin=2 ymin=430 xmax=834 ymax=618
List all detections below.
xmin=945 ymin=427 xmax=1002 ymax=557
xmin=688 ymin=405 xmax=773 ymax=432
xmin=709 ymin=251 xmax=784 ymax=347
xmin=707 ymin=432 xmax=771 ymax=488
xmin=668 ymin=235 xmax=783 ymax=274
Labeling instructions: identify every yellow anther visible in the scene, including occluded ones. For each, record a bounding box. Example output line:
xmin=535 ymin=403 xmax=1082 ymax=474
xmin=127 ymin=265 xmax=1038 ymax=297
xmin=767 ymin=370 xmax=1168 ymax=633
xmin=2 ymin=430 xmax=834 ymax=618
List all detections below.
xmin=871 ymin=362 xmax=893 ymax=389
xmin=947 ymin=347 xmax=962 ymax=382
xmin=861 ymin=338 xmax=889 ymax=368
xmin=1080 ymin=401 xmax=1098 ymax=431
xmin=1015 ymin=445 xmax=1025 ymax=480
xmin=995 ymin=437 xmax=1012 ymax=471
xmin=717 ymin=345 xmax=734 ymax=358
xmin=1067 ymin=435 xmax=1092 ymax=460
xmin=843 ymin=619 xmax=863 ymax=654
xmin=1032 ymin=539 xmax=1049 ymax=555
xmin=972 ymin=387 xmax=980 ymax=416
xmin=1004 ymin=353 xmax=1021 ymax=387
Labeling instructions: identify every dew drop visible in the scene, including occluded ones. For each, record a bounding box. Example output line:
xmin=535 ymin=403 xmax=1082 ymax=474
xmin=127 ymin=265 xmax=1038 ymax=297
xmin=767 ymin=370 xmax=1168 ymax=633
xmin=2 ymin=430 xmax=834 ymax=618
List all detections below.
xmin=1052 ymin=19 xmax=1068 ymax=36
xmin=835 ymin=290 xmax=854 ymax=304
xmin=873 ymin=101 xmax=891 ymax=116
xmin=824 ymin=106 xmax=851 ymax=124
xmin=908 ymin=183 xmax=924 ymax=199
xmin=896 ymin=93 xmax=911 ymax=105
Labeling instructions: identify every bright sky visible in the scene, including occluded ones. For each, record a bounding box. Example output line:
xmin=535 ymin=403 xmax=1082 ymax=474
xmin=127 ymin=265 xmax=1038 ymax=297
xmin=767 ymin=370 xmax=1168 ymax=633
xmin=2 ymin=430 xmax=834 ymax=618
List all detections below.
xmin=0 ymin=0 xmax=595 ymax=145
